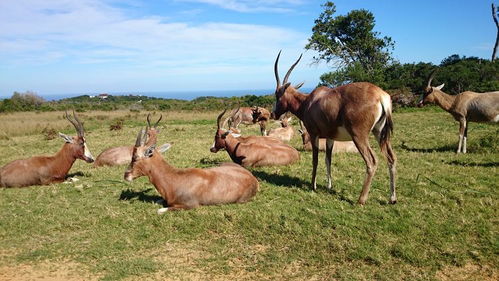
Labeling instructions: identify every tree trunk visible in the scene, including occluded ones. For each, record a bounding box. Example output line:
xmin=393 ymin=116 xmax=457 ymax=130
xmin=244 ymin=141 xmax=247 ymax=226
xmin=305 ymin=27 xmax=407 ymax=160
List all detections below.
xmin=492 ymin=3 xmax=499 ymax=61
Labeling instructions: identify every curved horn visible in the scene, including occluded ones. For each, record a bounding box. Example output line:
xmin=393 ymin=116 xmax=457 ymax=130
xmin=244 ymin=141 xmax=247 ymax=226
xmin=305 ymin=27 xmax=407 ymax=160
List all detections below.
xmin=274 ymin=50 xmax=282 ymax=90
xmin=216 ymin=109 xmax=228 ymax=129
xmin=283 ymin=54 xmax=302 ymax=85
xmin=295 ymin=81 xmax=305 ymax=90
xmin=146 ymin=113 xmax=152 ymax=129
xmin=426 ymin=69 xmax=438 ymax=89
xmin=154 ymin=114 xmax=162 ymax=128
xmin=65 ymin=110 xmax=84 ymax=137
xmin=135 ymin=129 xmax=145 ymax=147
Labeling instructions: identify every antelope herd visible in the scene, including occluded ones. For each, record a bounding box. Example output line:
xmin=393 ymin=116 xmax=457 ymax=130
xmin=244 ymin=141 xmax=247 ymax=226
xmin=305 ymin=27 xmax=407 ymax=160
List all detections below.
xmin=1 ymin=51 xmax=498 ymax=211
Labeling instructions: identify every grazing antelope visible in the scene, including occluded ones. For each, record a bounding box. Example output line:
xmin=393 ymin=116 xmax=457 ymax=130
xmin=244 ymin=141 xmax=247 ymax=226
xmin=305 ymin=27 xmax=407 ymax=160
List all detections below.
xmin=268 ymin=116 xmax=295 ymax=142
xmin=210 ymin=109 xmax=300 ymax=167
xmin=223 ymin=107 xmax=256 ymax=130
xmin=0 ymin=111 xmax=94 ymax=188
xmin=418 ymin=71 xmax=499 ymax=153
xmin=251 ymin=106 xmax=271 ymax=136
xmin=94 ymin=114 xmax=162 ymax=167
xmin=272 ymin=51 xmax=397 ymax=205
xmin=223 ymin=106 xmax=271 ymax=136
xmin=124 ymin=129 xmax=259 ymax=213
xmin=298 ymin=122 xmax=358 ymax=153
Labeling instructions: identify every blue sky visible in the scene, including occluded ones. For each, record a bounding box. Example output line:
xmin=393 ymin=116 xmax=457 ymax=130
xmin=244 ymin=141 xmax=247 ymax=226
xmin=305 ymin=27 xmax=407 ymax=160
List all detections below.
xmin=0 ymin=0 xmax=495 ymax=98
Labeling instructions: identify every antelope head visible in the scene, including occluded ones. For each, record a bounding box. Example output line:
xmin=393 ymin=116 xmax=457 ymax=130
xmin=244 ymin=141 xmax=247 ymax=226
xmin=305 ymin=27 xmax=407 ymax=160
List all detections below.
xmin=124 ymin=128 xmax=171 ymax=182
xmin=417 ymin=70 xmax=445 ymax=107
xmin=298 ymin=121 xmax=310 ymax=144
xmin=210 ymin=109 xmax=232 ymax=153
xmin=146 ymin=113 xmax=163 ymax=144
xmin=272 ymin=51 xmax=305 ymax=120
xmin=60 ymin=110 xmax=94 ymax=163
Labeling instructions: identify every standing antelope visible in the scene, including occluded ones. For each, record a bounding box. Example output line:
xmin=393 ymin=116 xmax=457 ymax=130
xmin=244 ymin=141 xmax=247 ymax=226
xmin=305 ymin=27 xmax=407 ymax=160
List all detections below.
xmin=0 ymin=111 xmax=94 ymax=188
xmin=251 ymin=106 xmax=271 ymax=136
xmin=268 ymin=116 xmax=295 ymax=142
xmin=210 ymin=109 xmax=300 ymax=167
xmin=418 ymin=71 xmax=499 ymax=153
xmin=124 ymin=129 xmax=259 ymax=213
xmin=94 ymin=114 xmax=162 ymax=167
xmin=223 ymin=107 xmax=256 ymax=130
xmin=272 ymin=51 xmax=397 ymax=205
xmin=298 ymin=122 xmax=358 ymax=153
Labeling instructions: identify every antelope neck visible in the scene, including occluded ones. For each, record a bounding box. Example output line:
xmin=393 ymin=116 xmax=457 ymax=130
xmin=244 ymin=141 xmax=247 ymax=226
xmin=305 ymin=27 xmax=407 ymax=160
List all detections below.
xmin=51 ymin=144 xmax=79 ymax=178
xmin=432 ymin=90 xmax=456 ymax=112
xmin=284 ymin=90 xmax=308 ymax=119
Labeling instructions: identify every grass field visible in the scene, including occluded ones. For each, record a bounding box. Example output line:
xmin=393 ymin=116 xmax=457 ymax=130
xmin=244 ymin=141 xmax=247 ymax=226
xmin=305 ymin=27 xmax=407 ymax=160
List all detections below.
xmin=0 ymin=108 xmax=497 ymax=280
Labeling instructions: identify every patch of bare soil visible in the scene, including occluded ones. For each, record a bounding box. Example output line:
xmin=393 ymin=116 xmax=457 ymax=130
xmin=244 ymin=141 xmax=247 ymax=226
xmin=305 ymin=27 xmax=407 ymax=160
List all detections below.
xmin=436 ymin=263 xmax=497 ymax=281
xmin=0 ymin=260 xmax=98 ymax=281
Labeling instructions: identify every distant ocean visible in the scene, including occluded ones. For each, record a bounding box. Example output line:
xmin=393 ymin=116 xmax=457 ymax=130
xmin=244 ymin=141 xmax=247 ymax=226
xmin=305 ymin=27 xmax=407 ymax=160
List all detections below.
xmin=35 ymin=88 xmax=297 ymax=102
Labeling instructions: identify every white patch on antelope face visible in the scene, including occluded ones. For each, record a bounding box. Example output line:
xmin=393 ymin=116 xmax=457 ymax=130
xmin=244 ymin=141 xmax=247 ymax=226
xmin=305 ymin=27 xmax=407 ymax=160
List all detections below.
xmin=83 ymin=142 xmax=94 ymax=162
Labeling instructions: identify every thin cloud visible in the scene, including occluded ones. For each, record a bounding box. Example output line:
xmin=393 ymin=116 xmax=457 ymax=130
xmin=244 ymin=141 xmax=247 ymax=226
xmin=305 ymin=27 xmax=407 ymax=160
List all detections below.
xmin=177 ymin=0 xmax=305 ymax=13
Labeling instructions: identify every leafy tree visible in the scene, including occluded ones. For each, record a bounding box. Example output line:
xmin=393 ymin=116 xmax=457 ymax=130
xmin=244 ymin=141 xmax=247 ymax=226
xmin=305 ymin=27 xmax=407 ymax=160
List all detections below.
xmin=306 ymin=1 xmax=394 ymax=86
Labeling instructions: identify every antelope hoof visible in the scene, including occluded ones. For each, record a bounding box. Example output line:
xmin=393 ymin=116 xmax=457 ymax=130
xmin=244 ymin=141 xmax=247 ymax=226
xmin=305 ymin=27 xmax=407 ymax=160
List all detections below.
xmin=389 ymin=199 xmax=397 ymax=204
xmin=357 ymin=199 xmax=366 ymax=205
xmin=157 ymin=207 xmax=169 ymax=215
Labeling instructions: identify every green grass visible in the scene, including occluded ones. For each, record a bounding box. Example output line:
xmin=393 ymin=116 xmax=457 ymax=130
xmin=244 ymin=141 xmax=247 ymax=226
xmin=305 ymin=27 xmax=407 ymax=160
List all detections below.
xmin=0 ymin=109 xmax=497 ymax=280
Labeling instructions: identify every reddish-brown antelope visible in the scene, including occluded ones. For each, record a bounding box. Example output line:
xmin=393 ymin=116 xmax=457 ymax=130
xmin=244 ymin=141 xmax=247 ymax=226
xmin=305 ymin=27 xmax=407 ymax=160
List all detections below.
xmin=298 ymin=122 xmax=358 ymax=153
xmin=268 ymin=116 xmax=295 ymax=142
xmin=124 ymin=129 xmax=259 ymax=213
xmin=0 ymin=111 xmax=94 ymax=188
xmin=94 ymin=114 xmax=162 ymax=167
xmin=210 ymin=109 xmax=300 ymax=167
xmin=418 ymin=71 xmax=499 ymax=153
xmin=272 ymin=51 xmax=397 ymax=205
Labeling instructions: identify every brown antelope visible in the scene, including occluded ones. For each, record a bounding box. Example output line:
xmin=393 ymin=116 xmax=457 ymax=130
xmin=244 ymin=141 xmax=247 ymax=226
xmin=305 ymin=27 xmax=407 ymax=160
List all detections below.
xmin=418 ymin=71 xmax=499 ymax=153
xmin=94 ymin=114 xmax=162 ymax=167
xmin=298 ymin=122 xmax=358 ymax=153
xmin=0 ymin=111 xmax=94 ymax=188
xmin=251 ymin=106 xmax=271 ymax=136
xmin=268 ymin=116 xmax=295 ymax=142
xmin=272 ymin=51 xmax=397 ymax=205
xmin=124 ymin=129 xmax=259 ymax=213
xmin=210 ymin=109 xmax=300 ymax=167
xmin=223 ymin=106 xmax=271 ymax=136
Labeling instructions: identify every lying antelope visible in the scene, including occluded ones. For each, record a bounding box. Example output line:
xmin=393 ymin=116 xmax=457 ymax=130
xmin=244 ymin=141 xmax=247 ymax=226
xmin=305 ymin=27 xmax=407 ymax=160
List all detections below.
xmin=418 ymin=71 xmax=499 ymax=153
xmin=0 ymin=111 xmax=94 ymax=188
xmin=94 ymin=114 xmax=162 ymax=167
xmin=272 ymin=51 xmax=397 ymax=205
xmin=210 ymin=109 xmax=300 ymax=167
xmin=124 ymin=129 xmax=259 ymax=213
xmin=268 ymin=116 xmax=295 ymax=142
xmin=298 ymin=122 xmax=358 ymax=153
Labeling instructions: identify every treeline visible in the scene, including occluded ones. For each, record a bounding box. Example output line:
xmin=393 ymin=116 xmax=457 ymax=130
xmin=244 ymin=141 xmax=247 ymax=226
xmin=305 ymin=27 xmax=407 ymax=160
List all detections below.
xmin=0 ymin=92 xmax=275 ymax=113
xmin=321 ymin=54 xmax=499 ymax=95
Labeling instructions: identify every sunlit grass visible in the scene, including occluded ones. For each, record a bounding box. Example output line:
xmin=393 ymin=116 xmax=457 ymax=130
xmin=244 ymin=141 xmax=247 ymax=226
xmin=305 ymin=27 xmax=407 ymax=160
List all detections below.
xmin=0 ymin=108 xmax=497 ymax=280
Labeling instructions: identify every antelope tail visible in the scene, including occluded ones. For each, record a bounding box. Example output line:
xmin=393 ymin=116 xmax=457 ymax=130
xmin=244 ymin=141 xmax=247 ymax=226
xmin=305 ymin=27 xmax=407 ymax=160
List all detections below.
xmin=379 ymin=96 xmax=395 ymax=163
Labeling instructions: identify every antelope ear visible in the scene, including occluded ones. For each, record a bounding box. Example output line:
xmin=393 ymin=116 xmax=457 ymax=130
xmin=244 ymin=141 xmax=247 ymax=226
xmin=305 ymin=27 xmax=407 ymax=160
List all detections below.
xmin=231 ymin=133 xmax=241 ymax=138
xmin=435 ymin=83 xmax=445 ymax=90
xmin=59 ymin=132 xmax=74 ymax=143
xmin=294 ymin=82 xmax=305 ymax=89
xmin=144 ymin=145 xmax=156 ymax=157
xmin=298 ymin=129 xmax=304 ymax=134
xmin=222 ymin=131 xmax=230 ymax=138
xmin=158 ymin=143 xmax=171 ymax=153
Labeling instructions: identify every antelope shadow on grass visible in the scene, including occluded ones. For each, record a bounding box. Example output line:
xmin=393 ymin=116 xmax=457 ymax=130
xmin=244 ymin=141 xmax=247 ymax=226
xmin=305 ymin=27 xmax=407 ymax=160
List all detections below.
xmin=446 ymin=160 xmax=499 ymax=167
xmin=253 ymin=170 xmax=356 ymax=205
xmin=399 ymin=142 xmax=456 ymax=153
xmin=119 ymin=188 xmax=164 ymax=205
